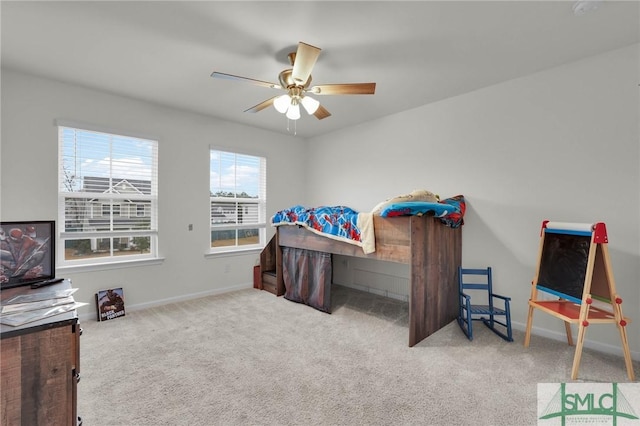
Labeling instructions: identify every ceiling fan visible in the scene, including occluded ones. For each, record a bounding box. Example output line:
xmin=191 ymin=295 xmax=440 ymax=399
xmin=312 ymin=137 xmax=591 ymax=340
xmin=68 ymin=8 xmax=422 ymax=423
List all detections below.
xmin=211 ymin=42 xmax=376 ymax=121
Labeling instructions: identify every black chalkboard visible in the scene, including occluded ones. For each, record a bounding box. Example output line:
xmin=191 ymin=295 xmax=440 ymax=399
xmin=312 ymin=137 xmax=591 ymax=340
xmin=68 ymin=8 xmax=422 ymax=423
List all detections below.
xmin=537 ymin=231 xmax=591 ymax=302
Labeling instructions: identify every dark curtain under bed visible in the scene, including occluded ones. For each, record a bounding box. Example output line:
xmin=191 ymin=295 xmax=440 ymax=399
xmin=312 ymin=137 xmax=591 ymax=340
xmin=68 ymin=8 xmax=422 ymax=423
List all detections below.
xmin=282 ymin=247 xmax=332 ymax=313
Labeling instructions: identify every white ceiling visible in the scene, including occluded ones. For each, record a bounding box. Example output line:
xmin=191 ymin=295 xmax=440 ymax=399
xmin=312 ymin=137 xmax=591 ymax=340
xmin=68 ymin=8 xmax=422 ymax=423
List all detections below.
xmin=2 ymin=1 xmax=638 ymax=138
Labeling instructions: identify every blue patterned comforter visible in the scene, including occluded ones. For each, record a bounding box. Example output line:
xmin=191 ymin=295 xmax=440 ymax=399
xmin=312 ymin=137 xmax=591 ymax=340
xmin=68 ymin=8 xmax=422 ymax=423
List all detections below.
xmin=271 ymin=195 xmax=465 ymax=254
xmin=271 ymin=205 xmax=364 ymax=243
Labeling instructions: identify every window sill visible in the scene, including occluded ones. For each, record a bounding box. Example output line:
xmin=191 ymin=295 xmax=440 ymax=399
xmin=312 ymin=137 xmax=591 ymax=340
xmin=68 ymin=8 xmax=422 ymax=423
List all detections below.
xmin=204 ymin=248 xmax=262 ymax=259
xmin=57 ymin=257 xmax=165 ymax=274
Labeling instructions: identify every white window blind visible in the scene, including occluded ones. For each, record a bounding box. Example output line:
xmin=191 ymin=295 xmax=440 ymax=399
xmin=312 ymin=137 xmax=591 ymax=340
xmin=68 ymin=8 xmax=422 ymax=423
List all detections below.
xmin=210 ymin=149 xmax=266 ymax=252
xmin=58 ymin=126 xmax=159 ymax=265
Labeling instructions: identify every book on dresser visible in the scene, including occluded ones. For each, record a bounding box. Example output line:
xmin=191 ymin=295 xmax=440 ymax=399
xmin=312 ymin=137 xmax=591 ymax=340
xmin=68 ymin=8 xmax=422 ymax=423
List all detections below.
xmin=0 ymin=287 xmax=86 ymax=327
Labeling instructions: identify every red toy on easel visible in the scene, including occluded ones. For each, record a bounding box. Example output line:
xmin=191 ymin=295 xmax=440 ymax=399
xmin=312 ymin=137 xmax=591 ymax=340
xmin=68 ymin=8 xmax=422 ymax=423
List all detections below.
xmin=524 ymin=221 xmax=635 ymax=380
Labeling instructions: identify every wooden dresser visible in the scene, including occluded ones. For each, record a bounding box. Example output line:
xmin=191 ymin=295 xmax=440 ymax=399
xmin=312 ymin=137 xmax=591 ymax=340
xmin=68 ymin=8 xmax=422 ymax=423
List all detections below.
xmin=1 ymin=280 xmax=81 ymax=425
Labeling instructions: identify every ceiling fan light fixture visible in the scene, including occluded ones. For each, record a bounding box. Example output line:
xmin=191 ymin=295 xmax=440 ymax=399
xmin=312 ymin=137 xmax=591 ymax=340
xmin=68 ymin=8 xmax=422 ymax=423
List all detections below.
xmin=212 ymin=41 xmax=375 ymax=125
xmin=274 ymin=94 xmax=291 ymax=113
xmin=286 ymin=103 xmax=301 ymax=120
xmin=301 ymin=96 xmax=320 ymax=115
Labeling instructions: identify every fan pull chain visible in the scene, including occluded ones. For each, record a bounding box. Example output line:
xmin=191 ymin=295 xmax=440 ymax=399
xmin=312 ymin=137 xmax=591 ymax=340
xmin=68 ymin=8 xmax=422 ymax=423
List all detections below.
xmin=285 ymin=118 xmax=297 ymax=136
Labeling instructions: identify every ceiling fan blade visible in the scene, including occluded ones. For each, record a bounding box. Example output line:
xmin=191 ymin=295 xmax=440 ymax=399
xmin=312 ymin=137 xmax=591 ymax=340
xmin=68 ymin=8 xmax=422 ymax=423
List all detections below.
xmin=291 ymin=42 xmax=321 ymax=85
xmin=309 ymin=83 xmax=376 ymax=95
xmin=244 ymin=97 xmax=277 ymax=113
xmin=211 ymin=72 xmax=281 ymax=89
xmin=313 ymin=104 xmax=331 ymax=120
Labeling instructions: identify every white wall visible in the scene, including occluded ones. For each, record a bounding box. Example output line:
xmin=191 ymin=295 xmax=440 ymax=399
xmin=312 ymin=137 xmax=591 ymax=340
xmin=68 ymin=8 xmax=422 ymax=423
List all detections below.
xmin=2 ymin=44 xmax=638 ymax=361
xmin=1 ymin=70 xmax=307 ymax=316
xmin=307 ymin=44 xmax=640 ymax=359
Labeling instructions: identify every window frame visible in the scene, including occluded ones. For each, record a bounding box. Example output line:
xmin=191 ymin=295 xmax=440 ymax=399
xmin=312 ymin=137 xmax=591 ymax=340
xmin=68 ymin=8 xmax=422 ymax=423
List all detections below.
xmin=209 ymin=147 xmax=267 ymax=255
xmin=57 ymin=123 xmax=159 ymax=268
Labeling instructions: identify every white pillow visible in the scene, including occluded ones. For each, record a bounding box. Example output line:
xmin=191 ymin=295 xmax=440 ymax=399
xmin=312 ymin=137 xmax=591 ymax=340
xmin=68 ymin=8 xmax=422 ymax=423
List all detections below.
xmin=371 ymin=189 xmax=439 ymax=214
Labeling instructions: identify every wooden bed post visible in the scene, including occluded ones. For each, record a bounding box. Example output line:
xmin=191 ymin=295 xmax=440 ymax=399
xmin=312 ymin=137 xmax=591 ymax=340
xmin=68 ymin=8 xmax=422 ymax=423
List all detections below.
xmin=409 ymin=216 xmax=427 ymax=347
xmin=275 ymin=231 xmax=284 ymax=296
xmin=409 ymin=216 xmax=461 ymax=347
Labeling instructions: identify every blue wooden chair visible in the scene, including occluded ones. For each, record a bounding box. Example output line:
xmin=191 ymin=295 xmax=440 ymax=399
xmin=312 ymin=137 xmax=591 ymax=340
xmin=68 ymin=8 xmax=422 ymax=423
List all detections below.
xmin=457 ymin=266 xmax=513 ymax=342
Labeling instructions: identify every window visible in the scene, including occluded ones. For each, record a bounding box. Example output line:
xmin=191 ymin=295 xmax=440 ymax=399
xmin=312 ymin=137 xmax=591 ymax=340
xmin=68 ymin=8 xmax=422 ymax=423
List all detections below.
xmin=210 ymin=149 xmax=266 ymax=253
xmin=58 ymin=125 xmax=158 ymax=266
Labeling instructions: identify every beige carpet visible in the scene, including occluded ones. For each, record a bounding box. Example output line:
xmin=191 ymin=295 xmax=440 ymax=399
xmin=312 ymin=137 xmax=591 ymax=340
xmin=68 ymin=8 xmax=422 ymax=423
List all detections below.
xmin=78 ymin=285 xmax=638 ymax=425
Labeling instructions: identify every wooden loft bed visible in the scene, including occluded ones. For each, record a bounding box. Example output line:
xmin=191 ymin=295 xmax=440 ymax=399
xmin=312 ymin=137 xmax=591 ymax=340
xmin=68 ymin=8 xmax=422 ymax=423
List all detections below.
xmin=265 ymin=214 xmax=462 ymax=347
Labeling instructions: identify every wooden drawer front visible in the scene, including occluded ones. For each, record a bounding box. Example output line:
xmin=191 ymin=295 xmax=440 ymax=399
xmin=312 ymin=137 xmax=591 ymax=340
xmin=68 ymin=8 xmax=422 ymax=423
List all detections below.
xmin=1 ymin=325 xmax=76 ymax=425
xmin=1 ymin=338 xmax=21 ymax=425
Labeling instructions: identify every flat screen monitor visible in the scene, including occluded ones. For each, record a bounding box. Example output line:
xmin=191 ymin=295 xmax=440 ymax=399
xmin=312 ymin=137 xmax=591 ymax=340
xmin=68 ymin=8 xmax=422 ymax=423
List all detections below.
xmin=0 ymin=220 xmax=55 ymax=289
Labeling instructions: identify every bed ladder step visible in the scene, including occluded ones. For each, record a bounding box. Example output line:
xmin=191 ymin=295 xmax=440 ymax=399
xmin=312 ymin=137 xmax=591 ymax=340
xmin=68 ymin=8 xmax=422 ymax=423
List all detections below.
xmin=261 ymin=270 xmax=278 ymax=295
xmin=258 ymin=235 xmax=284 ymax=296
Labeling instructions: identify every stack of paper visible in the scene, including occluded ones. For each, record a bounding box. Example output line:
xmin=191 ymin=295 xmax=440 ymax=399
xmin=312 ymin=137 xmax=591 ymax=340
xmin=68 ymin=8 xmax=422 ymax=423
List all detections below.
xmin=0 ymin=288 xmax=87 ymax=327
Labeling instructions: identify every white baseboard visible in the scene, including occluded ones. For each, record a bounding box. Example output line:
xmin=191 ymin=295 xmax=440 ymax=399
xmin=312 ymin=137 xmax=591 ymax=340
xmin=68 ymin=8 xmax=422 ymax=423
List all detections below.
xmin=335 ymin=282 xmax=409 ymax=303
xmin=78 ymin=281 xmax=253 ymax=322
xmin=340 ymin=280 xmax=639 ymax=363
xmin=511 ymin=320 xmax=640 ymax=362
